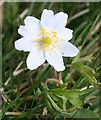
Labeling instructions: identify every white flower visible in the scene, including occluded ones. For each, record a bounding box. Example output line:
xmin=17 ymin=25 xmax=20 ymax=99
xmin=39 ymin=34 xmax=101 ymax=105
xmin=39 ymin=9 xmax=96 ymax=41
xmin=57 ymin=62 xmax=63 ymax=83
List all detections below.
xmin=14 ymin=9 xmax=79 ymax=72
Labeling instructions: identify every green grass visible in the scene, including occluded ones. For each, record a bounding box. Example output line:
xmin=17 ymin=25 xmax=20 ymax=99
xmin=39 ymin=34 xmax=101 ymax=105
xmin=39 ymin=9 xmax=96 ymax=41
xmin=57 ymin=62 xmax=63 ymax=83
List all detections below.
xmin=2 ymin=2 xmax=101 ymax=119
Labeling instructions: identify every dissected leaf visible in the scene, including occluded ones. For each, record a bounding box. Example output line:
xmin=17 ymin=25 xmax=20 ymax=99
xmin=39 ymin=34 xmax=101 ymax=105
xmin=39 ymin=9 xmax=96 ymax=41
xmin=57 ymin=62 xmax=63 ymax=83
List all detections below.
xmin=56 ymin=83 xmax=67 ymax=89
xmin=69 ymin=97 xmax=82 ymax=108
xmin=49 ymin=87 xmax=95 ymax=108
xmin=49 ymin=89 xmax=81 ymax=108
xmin=44 ymin=91 xmax=56 ymax=116
xmin=79 ymin=87 xmax=95 ymax=95
xmin=72 ymin=62 xmax=98 ymax=87
xmin=74 ymin=108 xmax=100 ymax=118
xmin=57 ymin=111 xmax=75 ymax=118
xmin=72 ymin=54 xmax=93 ymax=63
xmin=47 ymin=93 xmax=63 ymax=112
xmin=56 ymin=95 xmax=67 ymax=110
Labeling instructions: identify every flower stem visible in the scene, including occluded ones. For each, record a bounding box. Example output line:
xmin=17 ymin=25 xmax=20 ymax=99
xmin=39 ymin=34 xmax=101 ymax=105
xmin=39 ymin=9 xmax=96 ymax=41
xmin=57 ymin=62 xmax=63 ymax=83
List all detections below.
xmin=54 ymin=69 xmax=58 ymax=79
xmin=59 ymin=72 xmax=63 ymax=84
xmin=45 ymin=78 xmax=61 ymax=88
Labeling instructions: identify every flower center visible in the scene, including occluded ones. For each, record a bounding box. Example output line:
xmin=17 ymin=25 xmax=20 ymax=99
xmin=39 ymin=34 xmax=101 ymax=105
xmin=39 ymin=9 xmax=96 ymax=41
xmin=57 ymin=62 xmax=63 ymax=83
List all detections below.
xmin=39 ymin=28 xmax=59 ymax=51
xmin=41 ymin=36 xmax=52 ymax=48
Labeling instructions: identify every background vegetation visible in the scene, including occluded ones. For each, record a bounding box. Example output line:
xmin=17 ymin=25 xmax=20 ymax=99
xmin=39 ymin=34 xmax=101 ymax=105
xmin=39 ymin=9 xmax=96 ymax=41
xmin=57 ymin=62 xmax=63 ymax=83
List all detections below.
xmin=2 ymin=2 xmax=101 ymax=119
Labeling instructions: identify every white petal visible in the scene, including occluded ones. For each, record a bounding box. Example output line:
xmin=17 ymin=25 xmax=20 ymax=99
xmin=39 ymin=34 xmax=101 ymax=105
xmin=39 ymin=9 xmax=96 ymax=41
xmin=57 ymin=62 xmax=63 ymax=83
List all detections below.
xmin=45 ymin=50 xmax=65 ymax=72
xmin=27 ymin=50 xmax=45 ymax=70
xmin=41 ymin=9 xmax=54 ymax=30
xmin=58 ymin=40 xmax=79 ymax=57
xmin=54 ymin=12 xmax=68 ymax=31
xmin=58 ymin=28 xmax=73 ymax=41
xmin=18 ymin=25 xmax=26 ymax=36
xmin=18 ymin=25 xmax=34 ymax=37
xmin=14 ymin=37 xmax=35 ymax=52
xmin=24 ymin=16 xmax=40 ymax=38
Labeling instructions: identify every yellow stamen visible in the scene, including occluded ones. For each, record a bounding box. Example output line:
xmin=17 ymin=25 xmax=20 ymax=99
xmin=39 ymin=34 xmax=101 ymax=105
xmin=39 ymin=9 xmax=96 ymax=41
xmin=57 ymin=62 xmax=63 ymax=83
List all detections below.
xmin=41 ymin=36 xmax=52 ymax=47
xmin=36 ymin=28 xmax=59 ymax=51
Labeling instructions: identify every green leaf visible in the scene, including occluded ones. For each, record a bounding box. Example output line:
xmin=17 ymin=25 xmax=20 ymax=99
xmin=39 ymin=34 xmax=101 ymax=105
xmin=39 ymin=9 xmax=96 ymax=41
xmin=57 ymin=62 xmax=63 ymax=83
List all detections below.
xmin=50 ymin=93 xmax=62 ymax=103
xmin=56 ymin=95 xmax=67 ymax=111
xmin=72 ymin=54 xmax=93 ymax=64
xmin=56 ymin=83 xmax=67 ymax=89
xmin=47 ymin=93 xmax=63 ymax=112
xmin=49 ymin=89 xmax=80 ymax=98
xmin=74 ymin=108 xmax=100 ymax=118
xmin=72 ymin=62 xmax=98 ymax=87
xmin=57 ymin=111 xmax=75 ymax=118
xmin=44 ymin=91 xmax=56 ymax=115
xmin=69 ymin=97 xmax=82 ymax=108
xmin=49 ymin=89 xmax=82 ymax=108
xmin=49 ymin=87 xmax=95 ymax=108
xmin=79 ymin=87 xmax=95 ymax=95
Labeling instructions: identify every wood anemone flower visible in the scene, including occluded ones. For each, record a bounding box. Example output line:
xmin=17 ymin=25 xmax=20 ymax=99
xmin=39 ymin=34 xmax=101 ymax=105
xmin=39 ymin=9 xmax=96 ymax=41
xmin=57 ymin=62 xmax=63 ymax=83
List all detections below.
xmin=14 ymin=9 xmax=79 ymax=72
